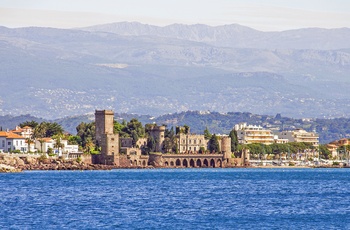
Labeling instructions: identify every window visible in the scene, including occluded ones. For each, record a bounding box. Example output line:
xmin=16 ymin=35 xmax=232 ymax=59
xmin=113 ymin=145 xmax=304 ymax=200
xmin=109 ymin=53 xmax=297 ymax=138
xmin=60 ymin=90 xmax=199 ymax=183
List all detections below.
xmin=2 ymin=140 xmax=4 ymax=147
xmin=189 ymin=140 xmax=191 ymax=144
xmin=194 ymin=140 xmax=196 ymax=144
xmin=16 ymin=141 xmax=18 ymax=145
xmin=8 ymin=142 xmax=11 ymax=146
xmin=194 ymin=147 xmax=196 ymax=151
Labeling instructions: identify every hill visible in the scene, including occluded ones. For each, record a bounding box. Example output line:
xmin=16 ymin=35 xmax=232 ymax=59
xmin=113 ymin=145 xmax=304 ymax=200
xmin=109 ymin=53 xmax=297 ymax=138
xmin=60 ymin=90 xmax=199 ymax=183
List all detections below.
xmin=0 ymin=22 xmax=349 ymax=118
xmin=1 ymin=111 xmax=349 ymax=144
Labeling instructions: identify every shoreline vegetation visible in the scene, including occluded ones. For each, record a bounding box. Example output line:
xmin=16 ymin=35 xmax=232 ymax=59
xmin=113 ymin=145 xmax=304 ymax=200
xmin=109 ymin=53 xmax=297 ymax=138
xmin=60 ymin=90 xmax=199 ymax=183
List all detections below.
xmin=0 ymin=154 xmax=348 ymax=173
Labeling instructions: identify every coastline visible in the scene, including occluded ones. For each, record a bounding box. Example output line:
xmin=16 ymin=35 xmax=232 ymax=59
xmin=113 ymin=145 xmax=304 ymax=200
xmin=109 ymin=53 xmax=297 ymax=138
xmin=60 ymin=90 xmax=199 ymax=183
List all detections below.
xmin=1 ymin=154 xmax=348 ymax=173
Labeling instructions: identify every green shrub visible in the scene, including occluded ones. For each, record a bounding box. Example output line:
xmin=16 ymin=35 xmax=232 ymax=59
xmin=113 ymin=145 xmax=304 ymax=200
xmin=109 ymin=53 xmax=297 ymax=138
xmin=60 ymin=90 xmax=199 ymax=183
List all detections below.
xmin=76 ymin=156 xmax=82 ymax=163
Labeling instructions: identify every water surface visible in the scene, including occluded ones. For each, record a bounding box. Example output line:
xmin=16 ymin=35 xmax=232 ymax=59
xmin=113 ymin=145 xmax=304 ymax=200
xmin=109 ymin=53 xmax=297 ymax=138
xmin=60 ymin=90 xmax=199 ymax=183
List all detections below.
xmin=1 ymin=168 xmax=349 ymax=229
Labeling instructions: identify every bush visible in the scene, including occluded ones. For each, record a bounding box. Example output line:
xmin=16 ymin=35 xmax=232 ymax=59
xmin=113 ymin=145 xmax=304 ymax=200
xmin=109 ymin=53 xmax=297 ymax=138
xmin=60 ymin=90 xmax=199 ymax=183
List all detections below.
xmin=90 ymin=150 xmax=100 ymax=155
xmin=76 ymin=156 xmax=82 ymax=163
xmin=38 ymin=154 xmax=47 ymax=162
xmin=333 ymin=161 xmax=340 ymax=166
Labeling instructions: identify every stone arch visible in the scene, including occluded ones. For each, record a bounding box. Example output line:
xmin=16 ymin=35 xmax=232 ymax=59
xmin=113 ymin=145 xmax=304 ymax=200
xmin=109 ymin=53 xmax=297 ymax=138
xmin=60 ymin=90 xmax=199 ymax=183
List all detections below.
xmin=130 ymin=160 xmax=133 ymax=165
xmin=183 ymin=159 xmax=188 ymax=167
xmin=164 ymin=161 xmax=169 ymax=167
xmin=217 ymin=159 xmax=222 ymax=168
xmin=176 ymin=159 xmax=181 ymax=167
xmin=139 ymin=160 xmax=142 ymax=165
xmin=190 ymin=159 xmax=195 ymax=167
xmin=203 ymin=159 xmax=209 ymax=167
xmin=170 ymin=161 xmax=174 ymax=167
xmin=196 ymin=159 xmax=202 ymax=167
xmin=142 ymin=160 xmax=147 ymax=167
xmin=210 ymin=159 xmax=215 ymax=168
xmin=134 ymin=160 xmax=137 ymax=166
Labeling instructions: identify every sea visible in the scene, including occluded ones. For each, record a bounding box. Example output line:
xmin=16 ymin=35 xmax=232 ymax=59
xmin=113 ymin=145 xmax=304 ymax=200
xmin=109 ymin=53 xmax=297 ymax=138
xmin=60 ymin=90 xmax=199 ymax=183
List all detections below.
xmin=0 ymin=168 xmax=349 ymax=229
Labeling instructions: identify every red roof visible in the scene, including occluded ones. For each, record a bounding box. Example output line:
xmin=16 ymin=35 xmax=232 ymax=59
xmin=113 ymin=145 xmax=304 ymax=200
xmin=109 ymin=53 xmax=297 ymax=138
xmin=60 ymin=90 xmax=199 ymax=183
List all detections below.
xmin=0 ymin=131 xmax=25 ymax=139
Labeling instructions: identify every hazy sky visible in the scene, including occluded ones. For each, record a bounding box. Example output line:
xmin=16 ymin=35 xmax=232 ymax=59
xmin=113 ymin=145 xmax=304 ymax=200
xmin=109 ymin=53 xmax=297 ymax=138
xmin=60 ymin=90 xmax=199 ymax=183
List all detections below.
xmin=1 ymin=0 xmax=350 ymax=31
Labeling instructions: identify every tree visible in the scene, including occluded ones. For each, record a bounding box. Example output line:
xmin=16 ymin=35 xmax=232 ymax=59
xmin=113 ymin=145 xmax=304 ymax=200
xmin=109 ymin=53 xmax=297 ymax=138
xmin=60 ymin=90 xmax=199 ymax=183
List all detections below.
xmin=25 ymin=138 xmax=33 ymax=153
xmin=85 ymin=139 xmax=95 ymax=154
xmin=53 ymin=134 xmax=65 ymax=155
xmin=208 ymin=134 xmax=220 ymax=153
xmin=38 ymin=139 xmax=45 ymax=153
xmin=183 ymin=125 xmax=190 ymax=134
xmin=319 ymin=144 xmax=331 ymax=159
xmin=114 ymin=120 xmax=128 ymax=137
xmin=125 ymin=118 xmax=145 ymax=147
xmin=163 ymin=127 xmax=177 ymax=153
xmin=32 ymin=123 xmax=47 ymax=139
xmin=32 ymin=122 xmax=64 ymax=139
xmin=145 ymin=135 xmax=156 ymax=154
xmin=67 ymin=135 xmax=81 ymax=145
xmin=76 ymin=122 xmax=95 ymax=151
xmin=45 ymin=122 xmax=64 ymax=137
xmin=229 ymin=129 xmax=238 ymax=152
xmin=204 ymin=127 xmax=212 ymax=140
xmin=19 ymin=120 xmax=39 ymax=129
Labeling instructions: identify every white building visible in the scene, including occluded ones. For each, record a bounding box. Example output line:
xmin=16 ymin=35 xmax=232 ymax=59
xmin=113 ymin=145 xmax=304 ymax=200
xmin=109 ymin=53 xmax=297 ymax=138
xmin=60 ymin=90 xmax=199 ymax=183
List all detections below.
xmin=0 ymin=131 xmax=27 ymax=152
xmin=35 ymin=138 xmax=79 ymax=156
xmin=11 ymin=126 xmax=33 ymax=139
xmin=278 ymin=129 xmax=319 ymax=146
xmin=234 ymin=123 xmax=274 ymax=145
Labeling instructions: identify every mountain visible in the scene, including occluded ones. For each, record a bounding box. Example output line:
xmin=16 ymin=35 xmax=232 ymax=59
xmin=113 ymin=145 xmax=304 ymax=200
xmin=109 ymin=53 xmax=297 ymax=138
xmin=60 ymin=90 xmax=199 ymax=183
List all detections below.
xmin=81 ymin=22 xmax=350 ymax=50
xmin=0 ymin=22 xmax=350 ymax=119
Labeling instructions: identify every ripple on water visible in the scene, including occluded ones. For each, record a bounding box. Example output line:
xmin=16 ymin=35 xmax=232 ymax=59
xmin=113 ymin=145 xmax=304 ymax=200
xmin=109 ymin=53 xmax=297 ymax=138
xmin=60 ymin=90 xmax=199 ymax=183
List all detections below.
xmin=0 ymin=168 xmax=350 ymax=229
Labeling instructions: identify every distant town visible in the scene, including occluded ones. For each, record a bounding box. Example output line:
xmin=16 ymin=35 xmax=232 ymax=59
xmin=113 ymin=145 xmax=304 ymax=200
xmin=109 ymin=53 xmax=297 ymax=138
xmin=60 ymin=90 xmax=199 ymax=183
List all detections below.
xmin=1 ymin=110 xmax=349 ymax=172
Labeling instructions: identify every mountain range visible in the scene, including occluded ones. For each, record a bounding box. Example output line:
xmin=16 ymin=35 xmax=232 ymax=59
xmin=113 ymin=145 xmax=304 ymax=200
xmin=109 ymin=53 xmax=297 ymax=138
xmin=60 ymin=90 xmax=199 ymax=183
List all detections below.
xmin=0 ymin=22 xmax=349 ymax=119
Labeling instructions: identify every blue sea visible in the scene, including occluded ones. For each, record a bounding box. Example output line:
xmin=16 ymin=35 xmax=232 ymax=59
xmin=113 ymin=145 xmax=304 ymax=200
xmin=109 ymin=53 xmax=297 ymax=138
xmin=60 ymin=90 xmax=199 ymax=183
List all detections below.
xmin=1 ymin=168 xmax=350 ymax=229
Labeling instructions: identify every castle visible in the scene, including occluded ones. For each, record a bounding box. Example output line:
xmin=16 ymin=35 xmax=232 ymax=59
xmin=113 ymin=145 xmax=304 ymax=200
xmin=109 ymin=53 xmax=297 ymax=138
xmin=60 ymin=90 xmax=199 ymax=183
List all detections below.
xmin=91 ymin=110 xmax=240 ymax=168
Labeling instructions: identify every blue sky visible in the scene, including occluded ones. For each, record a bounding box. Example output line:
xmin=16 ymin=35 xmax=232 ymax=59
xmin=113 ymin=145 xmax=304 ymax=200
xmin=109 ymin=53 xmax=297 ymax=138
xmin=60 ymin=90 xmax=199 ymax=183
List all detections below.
xmin=1 ymin=0 xmax=349 ymax=31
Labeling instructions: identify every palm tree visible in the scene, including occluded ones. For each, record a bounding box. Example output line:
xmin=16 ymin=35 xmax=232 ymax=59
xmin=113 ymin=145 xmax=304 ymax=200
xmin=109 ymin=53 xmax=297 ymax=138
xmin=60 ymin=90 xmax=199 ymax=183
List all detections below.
xmin=38 ymin=139 xmax=45 ymax=153
xmin=53 ymin=135 xmax=64 ymax=156
xmin=25 ymin=138 xmax=33 ymax=153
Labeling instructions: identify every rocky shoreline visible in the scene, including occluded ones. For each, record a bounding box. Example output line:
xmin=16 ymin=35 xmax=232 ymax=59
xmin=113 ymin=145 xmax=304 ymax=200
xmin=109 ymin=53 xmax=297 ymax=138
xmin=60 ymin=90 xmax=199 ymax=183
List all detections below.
xmin=0 ymin=154 xmax=347 ymax=173
xmin=0 ymin=154 xmax=118 ymax=172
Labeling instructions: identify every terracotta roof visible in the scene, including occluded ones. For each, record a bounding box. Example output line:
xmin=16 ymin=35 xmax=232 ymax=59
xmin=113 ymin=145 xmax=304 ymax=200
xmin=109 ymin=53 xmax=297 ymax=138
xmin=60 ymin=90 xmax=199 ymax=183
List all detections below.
xmin=38 ymin=138 xmax=53 ymax=143
xmin=0 ymin=131 xmax=7 ymax=137
xmin=0 ymin=131 xmax=25 ymax=139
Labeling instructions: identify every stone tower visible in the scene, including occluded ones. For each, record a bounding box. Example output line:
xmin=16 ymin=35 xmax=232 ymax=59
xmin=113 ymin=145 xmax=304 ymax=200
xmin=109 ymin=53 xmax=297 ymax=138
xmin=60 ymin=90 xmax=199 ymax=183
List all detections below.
xmin=92 ymin=110 xmax=119 ymax=165
xmin=221 ymin=136 xmax=232 ymax=159
xmin=149 ymin=125 xmax=166 ymax=153
xmin=95 ymin=110 xmax=114 ymax=144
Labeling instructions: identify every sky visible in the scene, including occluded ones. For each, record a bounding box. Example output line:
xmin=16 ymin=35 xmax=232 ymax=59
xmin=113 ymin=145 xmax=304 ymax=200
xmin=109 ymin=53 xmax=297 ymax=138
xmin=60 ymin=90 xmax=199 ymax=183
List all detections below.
xmin=0 ymin=0 xmax=350 ymax=31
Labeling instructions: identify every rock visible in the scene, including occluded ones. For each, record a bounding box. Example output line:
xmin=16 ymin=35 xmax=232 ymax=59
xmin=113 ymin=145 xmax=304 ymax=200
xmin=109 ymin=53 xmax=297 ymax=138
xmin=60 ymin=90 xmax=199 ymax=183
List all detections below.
xmin=15 ymin=158 xmax=25 ymax=167
xmin=0 ymin=164 xmax=22 ymax=173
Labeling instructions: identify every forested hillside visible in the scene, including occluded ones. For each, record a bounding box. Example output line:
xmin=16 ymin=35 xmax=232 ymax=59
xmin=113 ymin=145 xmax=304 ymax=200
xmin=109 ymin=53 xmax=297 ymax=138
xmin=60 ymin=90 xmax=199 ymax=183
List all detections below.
xmin=1 ymin=111 xmax=349 ymax=144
